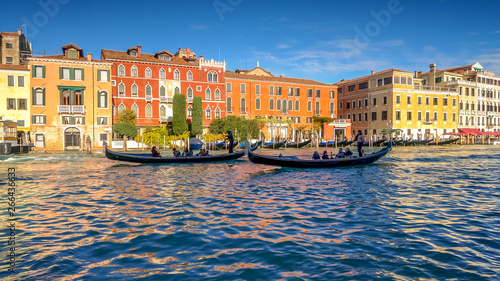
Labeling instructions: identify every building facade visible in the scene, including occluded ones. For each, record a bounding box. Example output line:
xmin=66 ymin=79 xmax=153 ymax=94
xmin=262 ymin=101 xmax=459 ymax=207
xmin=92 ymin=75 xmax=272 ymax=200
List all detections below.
xmin=225 ymin=66 xmax=342 ymax=141
xmin=101 ymin=46 xmax=226 ymax=132
xmin=0 ymin=29 xmax=32 ymax=65
xmin=29 ymin=43 xmax=113 ymax=151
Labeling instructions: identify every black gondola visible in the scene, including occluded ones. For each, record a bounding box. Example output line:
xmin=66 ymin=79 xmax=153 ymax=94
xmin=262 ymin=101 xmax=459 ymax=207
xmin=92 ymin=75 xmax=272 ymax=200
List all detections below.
xmin=246 ymin=141 xmax=392 ymax=168
xmin=285 ymin=139 xmax=312 ymax=148
xmin=363 ymin=138 xmax=387 ymax=147
xmin=261 ymin=141 xmax=285 ymax=149
xmin=427 ymin=138 xmax=460 ymax=145
xmin=104 ymin=142 xmax=258 ymax=164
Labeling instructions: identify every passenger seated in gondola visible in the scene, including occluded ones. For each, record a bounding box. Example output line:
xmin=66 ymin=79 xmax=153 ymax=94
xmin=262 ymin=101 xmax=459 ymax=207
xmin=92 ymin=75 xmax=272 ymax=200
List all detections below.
xmin=196 ymin=148 xmax=206 ymax=156
xmin=151 ymin=146 xmax=161 ymax=157
xmin=172 ymin=147 xmax=181 ymax=157
xmin=204 ymin=149 xmax=210 ymax=156
xmin=322 ymin=151 xmax=329 ymax=159
xmin=312 ymin=151 xmax=321 ymax=160
xmin=344 ymin=148 xmax=353 ymax=158
xmin=182 ymin=147 xmax=193 ymax=157
xmin=335 ymin=148 xmax=345 ymax=158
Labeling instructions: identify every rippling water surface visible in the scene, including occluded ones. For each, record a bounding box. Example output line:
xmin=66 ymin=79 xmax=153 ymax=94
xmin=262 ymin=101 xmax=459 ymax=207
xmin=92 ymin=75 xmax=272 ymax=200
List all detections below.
xmin=0 ymin=145 xmax=499 ymax=280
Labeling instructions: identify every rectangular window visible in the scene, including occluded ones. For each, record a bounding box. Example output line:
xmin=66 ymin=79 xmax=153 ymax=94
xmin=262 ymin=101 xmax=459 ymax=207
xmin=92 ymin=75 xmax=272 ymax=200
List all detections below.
xmin=74 ymin=68 xmax=83 ymax=80
xmin=452 ymin=98 xmax=456 ymax=107
xmin=434 ymin=112 xmax=438 ymax=122
xmin=346 ymin=102 xmax=351 ymax=109
xmin=358 ymin=100 xmax=362 ymax=108
xmin=407 ymin=95 xmax=411 ymax=105
xmin=383 ymin=96 xmax=387 ymax=105
xmin=18 ymin=76 xmax=24 ymax=87
xmin=33 ymin=65 xmax=45 ymax=78
xmin=338 ymin=88 xmax=343 ymax=94
xmin=33 ymin=115 xmax=46 ymax=124
xmin=364 ymin=99 xmax=368 ymax=107
xmin=98 ymin=69 xmax=109 ymax=82
xmin=269 ymin=86 xmax=274 ymax=96
xmin=433 ymin=97 xmax=438 ymax=106
xmin=100 ymin=133 xmax=108 ymax=142
xmin=396 ymin=95 xmax=401 ymax=104
xmin=296 ymin=88 xmax=301 ymax=97
xmin=364 ymin=112 xmax=368 ymax=121
xmin=418 ymin=96 xmax=422 ymax=105
xmin=443 ymin=97 xmax=448 ymax=106
xmin=330 ymin=90 xmax=335 ymax=99
xmin=382 ymin=111 xmax=388 ymax=120
xmin=67 ymin=50 xmax=78 ymax=59
xmin=359 ymin=82 xmax=368 ymax=89
xmin=416 ymin=111 xmax=422 ymax=121
xmin=372 ymin=112 xmax=377 ymax=121
xmin=358 ymin=113 xmax=362 ymax=122
xmin=348 ymin=85 xmax=355 ymax=92
xmin=453 ymin=112 xmax=456 ymax=122
xmin=7 ymin=75 xmax=14 ymax=86
xmin=426 ymin=111 xmax=430 ymax=122
xmin=7 ymin=98 xmax=16 ymax=109
xmin=307 ymin=89 xmax=313 ymax=98
xmin=5 ymin=42 xmax=13 ymax=49
xmin=98 ymin=116 xmax=108 ymax=125
xmin=255 ymin=84 xmax=261 ymax=95
xmin=306 ymin=117 xmax=312 ymax=124
xmin=425 ymin=96 xmax=430 ymax=105
xmin=384 ymin=77 xmax=392 ymax=85
xmin=227 ymin=83 xmax=232 ymax=93
xmin=339 ymin=102 xmax=343 ymax=109
xmin=276 ymin=86 xmax=282 ymax=96
xmin=443 ymin=112 xmax=447 ymax=122
xmin=395 ymin=110 xmax=401 ymax=121
xmin=407 ymin=111 xmax=412 ymax=121
xmin=436 ymin=77 xmax=442 ymax=83
xmin=6 ymin=57 xmax=13 ymax=64
xmin=377 ymin=79 xmax=383 ymax=86
xmin=288 ymin=87 xmax=293 ymax=97
xmin=62 ymin=67 xmax=70 ymax=80
xmin=315 ymin=89 xmax=320 ymax=98
xmin=352 ymin=114 xmax=355 ymax=122
xmin=373 ymin=98 xmax=377 ymax=106
xmin=18 ymin=99 xmax=27 ymax=110
xmin=240 ymin=83 xmax=246 ymax=94
xmin=352 ymin=100 xmax=356 ymax=109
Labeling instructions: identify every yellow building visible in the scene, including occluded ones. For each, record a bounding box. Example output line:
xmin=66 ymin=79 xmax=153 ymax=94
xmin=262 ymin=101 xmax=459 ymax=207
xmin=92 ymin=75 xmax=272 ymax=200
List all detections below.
xmin=29 ymin=43 xmax=113 ymax=151
xmin=0 ymin=64 xmax=31 ymax=143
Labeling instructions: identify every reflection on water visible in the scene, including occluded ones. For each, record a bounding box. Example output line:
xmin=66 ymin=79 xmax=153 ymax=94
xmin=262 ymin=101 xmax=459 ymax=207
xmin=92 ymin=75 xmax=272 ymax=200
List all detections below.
xmin=0 ymin=146 xmax=499 ymax=280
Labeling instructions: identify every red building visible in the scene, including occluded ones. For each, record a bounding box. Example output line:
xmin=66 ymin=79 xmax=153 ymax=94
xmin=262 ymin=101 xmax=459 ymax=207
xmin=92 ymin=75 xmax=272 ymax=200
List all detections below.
xmin=101 ymin=46 xmax=226 ymax=130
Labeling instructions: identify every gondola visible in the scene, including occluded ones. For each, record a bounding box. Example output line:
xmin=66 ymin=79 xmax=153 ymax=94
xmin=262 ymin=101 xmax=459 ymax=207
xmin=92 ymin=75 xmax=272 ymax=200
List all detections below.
xmin=319 ymin=141 xmax=335 ymax=147
xmin=427 ymin=138 xmax=460 ymax=145
xmin=284 ymin=139 xmax=311 ymax=148
xmin=363 ymin=138 xmax=387 ymax=147
xmin=246 ymin=141 xmax=392 ymax=168
xmin=338 ymin=140 xmax=353 ymax=147
xmin=261 ymin=141 xmax=285 ymax=149
xmin=104 ymin=142 xmax=258 ymax=164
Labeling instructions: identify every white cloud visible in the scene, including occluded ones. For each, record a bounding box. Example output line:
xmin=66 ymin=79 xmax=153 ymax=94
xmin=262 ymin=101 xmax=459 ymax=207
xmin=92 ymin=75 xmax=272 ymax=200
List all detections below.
xmin=189 ymin=24 xmax=209 ymax=30
xmin=276 ymin=44 xmax=291 ymax=49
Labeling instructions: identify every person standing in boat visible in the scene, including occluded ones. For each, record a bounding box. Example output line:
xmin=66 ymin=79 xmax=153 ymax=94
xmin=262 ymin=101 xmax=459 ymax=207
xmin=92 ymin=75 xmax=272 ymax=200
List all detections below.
xmin=151 ymin=146 xmax=161 ymax=157
xmin=226 ymin=130 xmax=234 ymax=154
xmin=355 ymin=130 xmax=364 ymax=157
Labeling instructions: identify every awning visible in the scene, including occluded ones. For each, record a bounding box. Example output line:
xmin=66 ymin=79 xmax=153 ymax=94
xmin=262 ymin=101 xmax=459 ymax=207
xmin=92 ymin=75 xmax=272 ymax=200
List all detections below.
xmin=458 ymin=128 xmax=483 ymax=135
xmin=57 ymin=85 xmax=86 ymax=91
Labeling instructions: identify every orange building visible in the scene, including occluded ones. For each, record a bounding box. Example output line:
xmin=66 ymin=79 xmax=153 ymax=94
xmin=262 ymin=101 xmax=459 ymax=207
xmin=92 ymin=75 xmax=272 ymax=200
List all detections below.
xmin=29 ymin=43 xmax=113 ymax=151
xmin=225 ymin=66 xmax=345 ymax=141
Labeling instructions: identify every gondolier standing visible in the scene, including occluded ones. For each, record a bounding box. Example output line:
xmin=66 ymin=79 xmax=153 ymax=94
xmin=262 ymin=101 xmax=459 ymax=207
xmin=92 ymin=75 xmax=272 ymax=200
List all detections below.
xmin=226 ymin=130 xmax=234 ymax=154
xmin=355 ymin=130 xmax=364 ymax=157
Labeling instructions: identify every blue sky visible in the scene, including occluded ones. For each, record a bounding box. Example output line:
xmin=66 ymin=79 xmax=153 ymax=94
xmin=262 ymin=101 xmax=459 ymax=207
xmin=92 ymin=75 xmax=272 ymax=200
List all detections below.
xmin=3 ymin=0 xmax=500 ymax=83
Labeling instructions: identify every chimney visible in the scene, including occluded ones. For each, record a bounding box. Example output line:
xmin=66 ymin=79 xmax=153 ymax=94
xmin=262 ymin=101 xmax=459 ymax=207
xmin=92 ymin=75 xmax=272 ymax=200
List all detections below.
xmin=137 ymin=45 xmax=142 ymax=57
xmin=18 ymin=28 xmax=22 ymax=35
xmin=371 ymin=70 xmax=375 ymax=75
xmin=430 ymin=63 xmax=436 ymax=73
xmin=414 ymin=71 xmax=418 ymax=77
xmin=29 ymin=41 xmax=33 ymax=52
xmin=87 ymin=53 xmax=92 ymax=61
xmin=200 ymin=55 xmax=204 ymax=60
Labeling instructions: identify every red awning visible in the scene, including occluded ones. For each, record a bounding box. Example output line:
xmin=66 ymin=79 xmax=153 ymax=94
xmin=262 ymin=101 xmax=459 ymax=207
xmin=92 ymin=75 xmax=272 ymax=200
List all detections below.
xmin=458 ymin=128 xmax=484 ymax=135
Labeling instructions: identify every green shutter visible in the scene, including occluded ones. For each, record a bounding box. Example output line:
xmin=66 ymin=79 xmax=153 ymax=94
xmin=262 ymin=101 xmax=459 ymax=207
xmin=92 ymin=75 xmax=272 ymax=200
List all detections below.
xmin=42 ymin=66 xmax=46 ymax=78
xmin=70 ymin=91 xmax=75 ymax=105
xmin=59 ymin=67 xmax=63 ymax=79
xmin=70 ymin=68 xmax=75 ymax=80
xmin=82 ymin=117 xmax=85 ymax=125
xmin=69 ymin=116 xmax=75 ymax=125
xmin=32 ymin=67 xmax=35 ymax=78
xmin=107 ymin=70 xmax=110 ymax=82
xmin=42 ymin=88 xmax=45 ymax=105
xmin=81 ymin=91 xmax=84 ymax=104
xmin=105 ymin=92 xmax=108 ymax=108
xmin=43 ymin=115 xmax=46 ymax=124
xmin=60 ymin=90 xmax=63 ymax=105
xmin=32 ymin=88 xmax=35 ymax=105
xmin=32 ymin=115 xmax=35 ymax=124
xmin=81 ymin=69 xmax=84 ymax=81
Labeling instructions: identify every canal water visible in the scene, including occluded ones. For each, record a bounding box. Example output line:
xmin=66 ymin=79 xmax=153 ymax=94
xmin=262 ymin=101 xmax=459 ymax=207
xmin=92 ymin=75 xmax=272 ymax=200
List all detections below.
xmin=0 ymin=145 xmax=499 ymax=280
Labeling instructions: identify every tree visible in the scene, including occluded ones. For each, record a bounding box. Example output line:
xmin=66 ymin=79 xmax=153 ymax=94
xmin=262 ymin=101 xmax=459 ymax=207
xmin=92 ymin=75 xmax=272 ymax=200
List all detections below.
xmin=116 ymin=109 xmax=136 ymax=124
xmin=112 ymin=123 xmax=138 ymax=139
xmin=191 ymin=96 xmax=203 ymax=136
xmin=172 ymin=93 xmax=188 ymax=135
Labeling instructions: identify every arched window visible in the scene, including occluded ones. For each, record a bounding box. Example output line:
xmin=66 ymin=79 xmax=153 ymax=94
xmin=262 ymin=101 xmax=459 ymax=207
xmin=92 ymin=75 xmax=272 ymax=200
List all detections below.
xmin=315 ymin=101 xmax=320 ymax=115
xmin=118 ymin=64 xmax=125 ymax=77
xmin=208 ymin=72 xmax=213 ymax=82
xmin=174 ymin=69 xmax=180 ymax=80
xmin=159 ymin=68 xmax=166 ymax=79
xmin=282 ymin=99 xmax=287 ymax=114
xmin=131 ymin=104 xmax=138 ymax=117
xmin=215 ymin=89 xmax=221 ymax=100
xmin=174 ymin=87 xmax=180 ymax=95
xmin=187 ymin=71 xmax=193 ymax=80
xmin=187 ymin=105 xmax=193 ymax=117
xmin=269 ymin=98 xmax=274 ymax=110
xmin=226 ymin=97 xmax=232 ymax=112
xmin=241 ymin=98 xmax=246 ymax=113
xmin=118 ymin=83 xmax=125 ymax=96
xmin=205 ymin=88 xmax=211 ymax=100
xmin=255 ymin=98 xmax=261 ymax=110
xmin=307 ymin=101 xmax=312 ymax=112
xmin=288 ymin=100 xmax=293 ymax=112
xmin=145 ymin=67 xmax=152 ymax=78
xmin=131 ymin=65 xmax=138 ymax=77
xmin=187 ymin=87 xmax=193 ymax=98
xmin=131 ymin=84 xmax=138 ymax=96
xmin=98 ymin=91 xmax=108 ymax=108
xmin=62 ymin=90 xmax=70 ymax=105
xmin=74 ymin=91 xmax=82 ymax=105
xmin=145 ymin=85 xmax=152 ymax=96
xmin=118 ymin=103 xmax=126 ymax=112
xmin=295 ymin=100 xmax=300 ymax=111
xmin=213 ymin=72 xmax=218 ymax=82
xmin=215 ymin=107 xmax=221 ymax=118
xmin=145 ymin=104 xmax=152 ymax=117
xmin=329 ymin=102 xmax=335 ymax=115
xmin=205 ymin=107 xmax=211 ymax=119
xmin=160 ymin=105 xmax=166 ymax=117
xmin=276 ymin=98 xmax=281 ymax=110
xmin=160 ymin=86 xmax=166 ymax=97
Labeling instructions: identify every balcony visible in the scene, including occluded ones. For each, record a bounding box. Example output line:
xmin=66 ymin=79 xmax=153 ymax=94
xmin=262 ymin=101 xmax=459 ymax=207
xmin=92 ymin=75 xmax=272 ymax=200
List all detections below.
xmin=471 ymin=110 xmax=476 ymax=115
xmin=159 ymin=96 xmax=173 ymax=103
xmin=145 ymin=95 xmax=153 ymax=102
xmin=413 ymin=85 xmax=456 ymax=93
xmin=159 ymin=116 xmax=173 ymax=123
xmin=466 ymin=110 xmax=470 ymax=115
xmin=58 ymin=105 xmax=85 ymax=114
xmin=446 ymin=80 xmax=478 ymax=87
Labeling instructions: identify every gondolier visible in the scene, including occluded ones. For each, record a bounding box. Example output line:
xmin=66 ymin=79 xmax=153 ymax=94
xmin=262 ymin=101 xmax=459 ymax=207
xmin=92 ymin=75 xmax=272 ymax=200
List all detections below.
xmin=226 ymin=130 xmax=234 ymax=153
xmin=355 ymin=130 xmax=364 ymax=157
